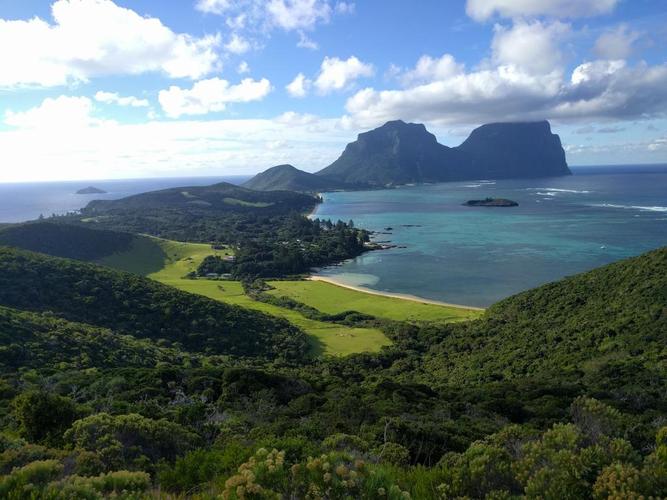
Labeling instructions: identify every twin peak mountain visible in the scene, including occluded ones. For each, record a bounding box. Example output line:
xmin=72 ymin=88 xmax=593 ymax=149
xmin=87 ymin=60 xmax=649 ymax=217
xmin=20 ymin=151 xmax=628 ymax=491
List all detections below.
xmin=244 ymin=120 xmax=570 ymax=192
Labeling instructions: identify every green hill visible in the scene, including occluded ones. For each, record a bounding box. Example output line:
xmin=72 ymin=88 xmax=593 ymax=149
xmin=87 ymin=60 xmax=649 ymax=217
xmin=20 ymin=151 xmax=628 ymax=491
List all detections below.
xmin=423 ymin=246 xmax=667 ymax=395
xmin=243 ymin=164 xmax=357 ymax=192
xmin=0 ymin=305 xmax=195 ymax=372
xmin=0 ymin=222 xmax=135 ymax=261
xmin=0 ymin=247 xmax=308 ymax=360
xmin=83 ymin=181 xmax=317 ymax=214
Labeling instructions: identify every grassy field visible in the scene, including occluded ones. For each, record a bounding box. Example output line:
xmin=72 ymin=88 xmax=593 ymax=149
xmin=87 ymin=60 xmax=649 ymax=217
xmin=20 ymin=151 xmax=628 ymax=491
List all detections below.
xmin=164 ymin=280 xmax=391 ymax=356
xmin=98 ymin=237 xmax=480 ymax=356
xmin=98 ymin=237 xmax=390 ymax=356
xmin=267 ymin=280 xmax=482 ymax=323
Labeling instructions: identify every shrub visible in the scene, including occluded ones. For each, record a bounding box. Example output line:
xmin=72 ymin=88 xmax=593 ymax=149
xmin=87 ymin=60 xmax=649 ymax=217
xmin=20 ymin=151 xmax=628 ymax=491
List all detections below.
xmin=12 ymin=391 xmax=80 ymax=446
xmin=0 ymin=459 xmax=63 ymax=498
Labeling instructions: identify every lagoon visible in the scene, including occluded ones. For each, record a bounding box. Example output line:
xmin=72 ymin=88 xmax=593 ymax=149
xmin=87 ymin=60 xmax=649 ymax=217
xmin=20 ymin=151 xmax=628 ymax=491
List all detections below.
xmin=313 ymin=164 xmax=667 ymax=307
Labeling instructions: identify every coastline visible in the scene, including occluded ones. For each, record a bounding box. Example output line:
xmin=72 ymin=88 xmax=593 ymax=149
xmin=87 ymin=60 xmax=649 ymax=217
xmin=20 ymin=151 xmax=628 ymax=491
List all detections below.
xmin=308 ymin=275 xmax=485 ymax=311
xmin=306 ymin=192 xmax=323 ymax=219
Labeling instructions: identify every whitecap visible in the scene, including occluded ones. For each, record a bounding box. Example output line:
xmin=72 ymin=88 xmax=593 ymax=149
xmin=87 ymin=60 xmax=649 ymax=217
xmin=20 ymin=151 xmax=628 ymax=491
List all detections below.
xmin=527 ymin=187 xmax=591 ymax=194
xmin=593 ymin=203 xmax=667 ymax=213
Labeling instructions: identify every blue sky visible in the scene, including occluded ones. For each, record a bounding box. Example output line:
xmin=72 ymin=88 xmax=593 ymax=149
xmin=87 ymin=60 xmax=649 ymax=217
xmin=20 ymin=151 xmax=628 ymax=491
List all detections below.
xmin=0 ymin=0 xmax=666 ymax=182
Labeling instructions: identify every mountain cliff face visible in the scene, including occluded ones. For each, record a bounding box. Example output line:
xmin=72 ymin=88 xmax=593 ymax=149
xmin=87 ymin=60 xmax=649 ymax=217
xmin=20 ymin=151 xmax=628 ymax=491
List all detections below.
xmin=457 ymin=121 xmax=569 ymax=179
xmin=245 ymin=120 xmax=571 ymax=190
xmin=316 ymin=120 xmax=570 ymax=187
xmin=242 ymin=164 xmax=352 ymax=192
xmin=316 ymin=120 xmax=470 ymax=185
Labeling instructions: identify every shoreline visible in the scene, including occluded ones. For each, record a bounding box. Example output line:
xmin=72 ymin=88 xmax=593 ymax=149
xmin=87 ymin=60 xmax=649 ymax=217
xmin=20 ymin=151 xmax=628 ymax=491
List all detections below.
xmin=308 ymin=275 xmax=485 ymax=311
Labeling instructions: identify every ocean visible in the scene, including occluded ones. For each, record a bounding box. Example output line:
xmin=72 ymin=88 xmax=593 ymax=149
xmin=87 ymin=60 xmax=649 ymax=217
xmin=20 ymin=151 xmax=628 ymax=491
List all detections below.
xmin=312 ymin=165 xmax=667 ymax=307
xmin=0 ymin=176 xmax=250 ymax=223
xmin=2 ymin=167 xmax=665 ymax=308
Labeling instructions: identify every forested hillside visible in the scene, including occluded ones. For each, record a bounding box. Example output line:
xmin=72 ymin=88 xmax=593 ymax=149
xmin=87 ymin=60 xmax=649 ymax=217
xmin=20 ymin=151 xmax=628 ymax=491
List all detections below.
xmin=0 ymin=246 xmax=664 ymax=497
xmin=0 ymin=222 xmax=135 ymax=261
xmin=0 ymin=247 xmax=307 ymax=359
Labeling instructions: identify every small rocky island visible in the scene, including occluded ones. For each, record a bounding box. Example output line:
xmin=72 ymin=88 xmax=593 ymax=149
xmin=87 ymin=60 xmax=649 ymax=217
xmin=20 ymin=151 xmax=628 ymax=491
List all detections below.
xmin=76 ymin=186 xmax=107 ymax=195
xmin=463 ymin=197 xmax=518 ymax=207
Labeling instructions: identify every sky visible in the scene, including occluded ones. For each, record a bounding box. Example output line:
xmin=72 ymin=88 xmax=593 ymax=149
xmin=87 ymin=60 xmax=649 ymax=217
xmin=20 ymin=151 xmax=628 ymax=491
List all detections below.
xmin=0 ymin=0 xmax=666 ymax=182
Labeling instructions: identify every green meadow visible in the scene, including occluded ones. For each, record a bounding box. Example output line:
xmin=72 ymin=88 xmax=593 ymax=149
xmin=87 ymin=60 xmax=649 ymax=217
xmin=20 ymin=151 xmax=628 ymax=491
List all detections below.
xmin=267 ymin=279 xmax=482 ymax=323
xmin=98 ymin=236 xmax=480 ymax=356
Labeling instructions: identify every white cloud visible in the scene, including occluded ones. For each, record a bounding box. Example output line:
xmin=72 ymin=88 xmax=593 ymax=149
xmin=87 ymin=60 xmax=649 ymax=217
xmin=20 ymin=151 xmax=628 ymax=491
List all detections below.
xmin=335 ymin=2 xmax=355 ymax=15
xmin=314 ymin=56 xmax=374 ymax=93
xmin=399 ymin=54 xmax=464 ymax=86
xmin=0 ymin=114 xmax=355 ymax=182
xmin=195 ymin=0 xmax=233 ymax=15
xmin=344 ymin=55 xmax=667 ymax=128
xmin=225 ymin=33 xmax=251 ymax=54
xmin=492 ymin=20 xmax=570 ymax=74
xmin=267 ymin=0 xmax=332 ymax=31
xmin=466 ymin=0 xmax=619 ymax=21
xmin=286 ymin=73 xmax=311 ymax=97
xmin=276 ymin=111 xmax=319 ymax=125
xmin=158 ymin=77 xmax=272 ymax=118
xmin=237 ymin=61 xmax=250 ymax=74
xmin=0 ymin=0 xmax=221 ymax=87
xmin=94 ymin=91 xmax=149 ymax=107
xmin=4 ymin=95 xmax=105 ymax=129
xmin=297 ymin=31 xmax=319 ymax=50
xmin=594 ymin=24 xmax=641 ymax=60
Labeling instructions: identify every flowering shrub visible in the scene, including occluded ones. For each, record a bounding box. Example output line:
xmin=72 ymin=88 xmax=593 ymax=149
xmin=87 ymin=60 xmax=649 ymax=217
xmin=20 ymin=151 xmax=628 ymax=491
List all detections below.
xmin=222 ymin=448 xmax=411 ymax=499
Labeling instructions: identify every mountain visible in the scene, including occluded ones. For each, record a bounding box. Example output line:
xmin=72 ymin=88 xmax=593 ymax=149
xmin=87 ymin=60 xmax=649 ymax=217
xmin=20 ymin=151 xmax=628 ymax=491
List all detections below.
xmin=315 ymin=120 xmax=570 ymax=187
xmin=243 ymin=164 xmax=356 ymax=192
xmin=317 ymin=120 xmax=468 ymax=186
xmin=457 ymin=121 xmax=569 ymax=179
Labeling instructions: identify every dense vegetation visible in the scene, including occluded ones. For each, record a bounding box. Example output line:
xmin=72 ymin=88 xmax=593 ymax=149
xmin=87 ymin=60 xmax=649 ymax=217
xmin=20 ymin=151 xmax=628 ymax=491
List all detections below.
xmin=56 ymin=183 xmax=369 ymax=278
xmin=0 ymin=221 xmax=135 ymax=261
xmin=0 ymin=244 xmax=664 ymax=497
xmin=0 ymin=247 xmax=307 ymax=360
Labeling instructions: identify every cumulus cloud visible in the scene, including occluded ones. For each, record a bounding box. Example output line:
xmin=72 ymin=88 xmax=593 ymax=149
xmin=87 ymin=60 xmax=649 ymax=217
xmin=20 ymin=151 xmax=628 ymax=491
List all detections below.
xmin=594 ymin=24 xmax=641 ymax=60
xmin=196 ymin=0 xmax=351 ymax=50
xmin=158 ymin=77 xmax=272 ymax=118
xmin=492 ymin=20 xmax=570 ymax=74
xmin=0 ymin=0 xmax=221 ymax=87
xmin=237 ymin=61 xmax=250 ymax=74
xmin=195 ymin=0 xmax=233 ymax=15
xmin=267 ymin=0 xmax=332 ymax=30
xmin=399 ymin=54 xmax=464 ymax=86
xmin=4 ymin=95 xmax=105 ymax=129
xmin=466 ymin=0 xmax=619 ymax=21
xmin=314 ymin=56 xmax=374 ymax=93
xmin=344 ymin=55 xmax=667 ymax=128
xmin=286 ymin=73 xmax=311 ymax=97
xmin=224 ymin=33 xmax=252 ymax=54
xmin=94 ymin=91 xmax=149 ymax=107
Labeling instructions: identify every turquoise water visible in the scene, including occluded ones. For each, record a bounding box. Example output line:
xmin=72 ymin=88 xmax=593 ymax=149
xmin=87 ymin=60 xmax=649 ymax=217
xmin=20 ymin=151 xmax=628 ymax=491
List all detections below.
xmin=313 ymin=165 xmax=667 ymax=307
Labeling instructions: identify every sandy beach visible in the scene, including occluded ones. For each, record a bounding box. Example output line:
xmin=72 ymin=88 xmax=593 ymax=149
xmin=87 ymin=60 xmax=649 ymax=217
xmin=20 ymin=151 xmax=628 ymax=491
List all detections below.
xmin=308 ymin=275 xmax=485 ymax=311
